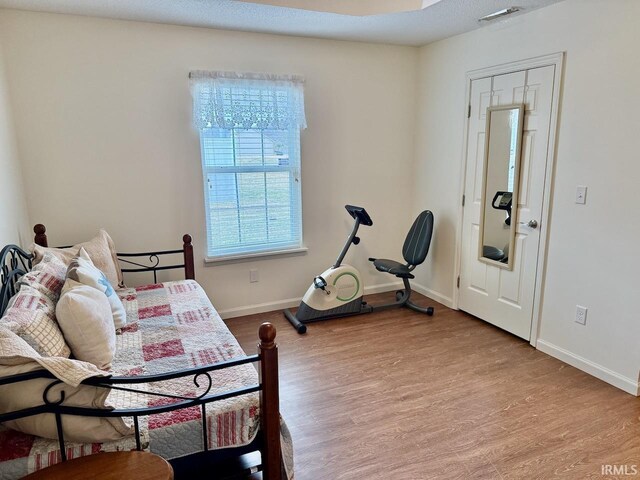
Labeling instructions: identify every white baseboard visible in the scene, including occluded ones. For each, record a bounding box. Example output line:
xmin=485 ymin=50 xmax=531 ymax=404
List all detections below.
xmin=364 ymin=281 xmax=403 ymax=295
xmin=219 ymin=296 xmax=301 ymax=319
xmin=411 ymin=282 xmax=454 ymax=309
xmin=536 ymin=339 xmax=639 ymax=396
xmin=219 ymin=282 xmax=403 ymax=320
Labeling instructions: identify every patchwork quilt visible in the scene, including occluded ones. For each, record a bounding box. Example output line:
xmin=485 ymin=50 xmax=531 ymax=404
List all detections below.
xmin=0 ymin=280 xmax=292 ymax=479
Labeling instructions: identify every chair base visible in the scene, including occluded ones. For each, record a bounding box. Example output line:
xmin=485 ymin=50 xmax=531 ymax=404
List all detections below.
xmin=406 ymin=299 xmax=435 ymax=316
xmin=374 ymin=276 xmax=434 ymax=314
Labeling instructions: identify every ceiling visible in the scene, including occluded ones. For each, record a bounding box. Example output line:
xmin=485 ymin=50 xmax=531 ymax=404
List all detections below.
xmin=0 ymin=0 xmax=565 ymax=46
xmin=232 ymin=0 xmax=446 ymax=16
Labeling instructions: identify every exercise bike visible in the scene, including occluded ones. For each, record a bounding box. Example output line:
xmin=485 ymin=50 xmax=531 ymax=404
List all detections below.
xmin=284 ymin=205 xmax=435 ymax=334
xmin=483 ymin=191 xmax=513 ymax=263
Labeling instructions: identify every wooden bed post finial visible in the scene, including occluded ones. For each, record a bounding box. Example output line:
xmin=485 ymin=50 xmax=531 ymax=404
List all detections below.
xmin=258 ymin=322 xmax=281 ymax=480
xmin=33 ymin=224 xmax=48 ymax=247
xmin=182 ymin=234 xmax=195 ymax=280
xmin=259 ymin=322 xmax=276 ymax=348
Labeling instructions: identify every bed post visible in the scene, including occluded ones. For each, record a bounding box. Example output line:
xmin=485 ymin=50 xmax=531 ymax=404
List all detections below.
xmin=33 ymin=224 xmax=48 ymax=247
xmin=259 ymin=322 xmax=282 ymax=480
xmin=182 ymin=234 xmax=195 ymax=280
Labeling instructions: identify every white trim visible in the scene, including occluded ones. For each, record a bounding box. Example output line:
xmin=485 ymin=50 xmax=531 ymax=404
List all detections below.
xmin=219 ymin=296 xmax=301 ymax=319
xmin=536 ymin=339 xmax=639 ymax=396
xmin=219 ymin=281 xmax=402 ymax=319
xmin=363 ymin=281 xmax=403 ymax=295
xmin=454 ymin=52 xmax=565 ymax=348
xmin=452 ymin=67 xmax=471 ymax=310
xmin=464 ymin=53 xmax=566 ymax=80
xmin=528 ymin=53 xmax=565 ymax=347
xmin=205 ymin=246 xmax=308 ymax=264
xmin=412 ymin=282 xmax=454 ymax=309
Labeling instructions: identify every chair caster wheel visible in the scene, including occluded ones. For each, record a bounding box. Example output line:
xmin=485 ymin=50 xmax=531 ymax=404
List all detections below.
xmin=395 ymin=290 xmax=404 ymax=301
xmin=297 ymin=324 xmax=307 ymax=334
xmin=427 ymin=307 xmax=434 ymax=316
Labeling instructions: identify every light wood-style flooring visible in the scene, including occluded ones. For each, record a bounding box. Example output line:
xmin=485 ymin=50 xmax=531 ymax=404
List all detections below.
xmin=227 ymin=292 xmax=640 ymax=479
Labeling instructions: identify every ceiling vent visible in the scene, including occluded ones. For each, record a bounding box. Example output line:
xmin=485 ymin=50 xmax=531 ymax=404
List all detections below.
xmin=478 ymin=7 xmax=521 ymax=22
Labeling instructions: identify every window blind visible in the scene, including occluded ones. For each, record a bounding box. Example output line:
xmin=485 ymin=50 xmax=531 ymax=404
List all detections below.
xmin=190 ymin=72 xmax=306 ymax=259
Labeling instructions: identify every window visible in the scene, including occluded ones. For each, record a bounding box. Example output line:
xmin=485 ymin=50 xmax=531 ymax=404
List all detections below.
xmin=190 ymin=71 xmax=307 ymax=259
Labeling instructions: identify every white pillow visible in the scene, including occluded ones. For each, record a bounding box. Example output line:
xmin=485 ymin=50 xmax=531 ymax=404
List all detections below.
xmin=56 ymin=280 xmax=116 ymax=370
xmin=66 ymin=248 xmax=127 ymax=329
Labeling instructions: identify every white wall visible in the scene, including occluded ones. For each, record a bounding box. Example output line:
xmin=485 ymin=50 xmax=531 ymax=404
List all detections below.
xmin=413 ymin=0 xmax=640 ymax=392
xmin=0 ymin=10 xmax=417 ymax=316
xmin=0 ymin=31 xmax=29 ymax=247
xmin=3 ymin=1 xmax=638 ymax=394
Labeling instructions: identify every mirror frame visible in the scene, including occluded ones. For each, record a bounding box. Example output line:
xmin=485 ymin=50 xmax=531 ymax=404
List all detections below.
xmin=478 ymin=103 xmax=525 ymax=270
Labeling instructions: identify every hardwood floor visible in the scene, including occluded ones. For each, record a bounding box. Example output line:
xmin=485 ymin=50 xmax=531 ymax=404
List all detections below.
xmin=227 ymin=292 xmax=640 ymax=479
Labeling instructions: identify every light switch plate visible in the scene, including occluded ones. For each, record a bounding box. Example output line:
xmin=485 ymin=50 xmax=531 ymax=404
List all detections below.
xmin=575 ymin=185 xmax=587 ymax=204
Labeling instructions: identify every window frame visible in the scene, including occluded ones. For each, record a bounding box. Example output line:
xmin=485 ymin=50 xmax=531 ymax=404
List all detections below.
xmin=199 ymin=126 xmax=305 ymax=262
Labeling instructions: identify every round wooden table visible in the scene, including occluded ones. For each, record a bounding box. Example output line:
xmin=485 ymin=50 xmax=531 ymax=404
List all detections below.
xmin=23 ymin=451 xmax=173 ymax=480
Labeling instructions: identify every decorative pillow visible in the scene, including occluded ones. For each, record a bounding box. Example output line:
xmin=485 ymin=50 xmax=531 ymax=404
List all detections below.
xmin=31 ymin=230 xmax=123 ymax=288
xmin=56 ymin=280 xmax=116 ymax=370
xmin=19 ymin=251 xmax=67 ymax=303
xmin=0 ymin=285 xmax=71 ymax=358
xmin=0 ymin=326 xmax=131 ymax=443
xmin=66 ymin=248 xmax=127 ymax=329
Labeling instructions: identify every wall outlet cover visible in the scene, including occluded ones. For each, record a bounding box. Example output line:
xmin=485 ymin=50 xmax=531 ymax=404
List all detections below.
xmin=575 ymin=185 xmax=587 ymax=204
xmin=250 ymin=269 xmax=259 ymax=283
xmin=575 ymin=305 xmax=587 ymax=325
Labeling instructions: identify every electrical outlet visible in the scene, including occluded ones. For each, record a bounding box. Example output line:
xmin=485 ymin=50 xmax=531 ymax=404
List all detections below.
xmin=575 ymin=305 xmax=587 ymax=325
xmin=575 ymin=185 xmax=587 ymax=204
xmin=249 ymin=269 xmax=259 ymax=283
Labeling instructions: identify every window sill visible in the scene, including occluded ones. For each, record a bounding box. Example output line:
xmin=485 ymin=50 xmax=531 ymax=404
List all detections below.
xmin=205 ymin=246 xmax=308 ymax=265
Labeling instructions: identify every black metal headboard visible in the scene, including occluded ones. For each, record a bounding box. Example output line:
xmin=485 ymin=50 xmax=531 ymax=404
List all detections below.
xmin=0 ymin=245 xmax=33 ymax=316
xmin=0 ymin=225 xmax=196 ymax=318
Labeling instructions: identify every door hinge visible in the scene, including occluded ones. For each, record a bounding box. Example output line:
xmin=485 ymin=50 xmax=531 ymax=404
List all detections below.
xmin=462 ymin=194 xmax=466 ymax=207
xmin=457 ymin=276 xmax=460 ymax=288
xmin=467 ymin=104 xmax=471 ymax=118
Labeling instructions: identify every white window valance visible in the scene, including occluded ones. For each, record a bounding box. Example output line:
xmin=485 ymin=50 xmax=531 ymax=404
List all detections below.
xmin=190 ymin=70 xmax=307 ymax=131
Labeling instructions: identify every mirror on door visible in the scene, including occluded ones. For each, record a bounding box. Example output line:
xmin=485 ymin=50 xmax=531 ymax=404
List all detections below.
xmin=478 ymin=104 xmax=525 ymax=270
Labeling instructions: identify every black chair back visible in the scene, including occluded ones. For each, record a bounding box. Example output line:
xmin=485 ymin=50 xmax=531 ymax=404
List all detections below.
xmin=402 ymin=210 xmax=434 ymax=266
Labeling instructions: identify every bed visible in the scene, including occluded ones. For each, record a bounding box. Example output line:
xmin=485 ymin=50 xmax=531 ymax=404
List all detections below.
xmin=0 ymin=225 xmax=291 ymax=479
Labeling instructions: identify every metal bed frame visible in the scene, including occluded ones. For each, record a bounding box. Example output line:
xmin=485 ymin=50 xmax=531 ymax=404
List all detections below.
xmin=0 ymin=225 xmax=282 ymax=479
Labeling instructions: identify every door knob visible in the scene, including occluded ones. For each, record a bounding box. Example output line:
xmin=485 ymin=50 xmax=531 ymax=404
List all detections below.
xmin=520 ymin=219 xmax=538 ymax=229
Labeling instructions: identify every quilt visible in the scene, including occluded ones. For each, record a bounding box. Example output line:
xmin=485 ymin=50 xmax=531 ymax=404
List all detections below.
xmin=0 ymin=280 xmax=293 ymax=479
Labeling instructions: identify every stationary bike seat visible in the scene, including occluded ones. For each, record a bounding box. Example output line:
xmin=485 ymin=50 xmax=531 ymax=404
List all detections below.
xmin=371 ymin=258 xmax=414 ymax=279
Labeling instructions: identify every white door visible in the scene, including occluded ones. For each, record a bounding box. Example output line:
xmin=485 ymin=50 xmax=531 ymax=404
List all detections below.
xmin=459 ymin=65 xmax=555 ymax=340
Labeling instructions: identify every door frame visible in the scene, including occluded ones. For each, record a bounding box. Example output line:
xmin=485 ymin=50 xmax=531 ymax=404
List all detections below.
xmin=453 ymin=52 xmax=565 ymax=347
